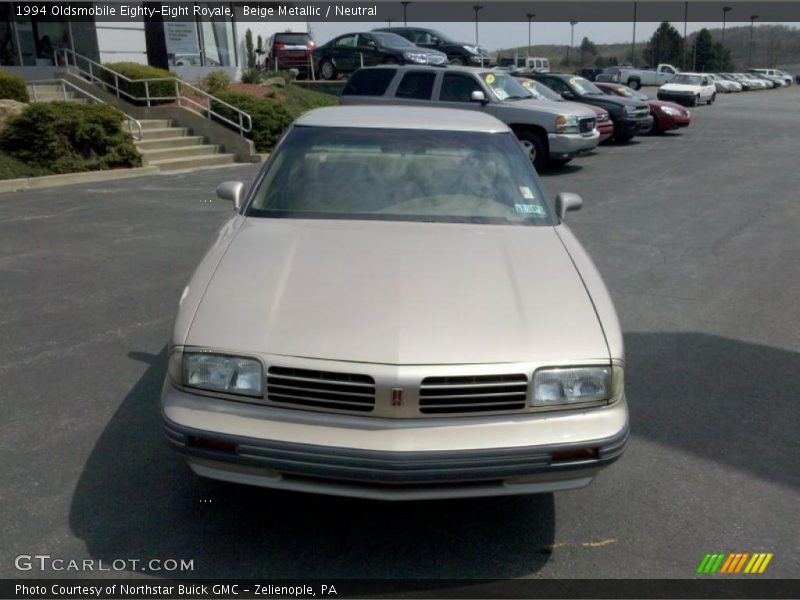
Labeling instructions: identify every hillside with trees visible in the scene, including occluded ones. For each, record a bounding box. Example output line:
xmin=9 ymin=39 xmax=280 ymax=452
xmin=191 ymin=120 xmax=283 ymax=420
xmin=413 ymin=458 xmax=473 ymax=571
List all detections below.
xmin=496 ymin=23 xmax=800 ymax=72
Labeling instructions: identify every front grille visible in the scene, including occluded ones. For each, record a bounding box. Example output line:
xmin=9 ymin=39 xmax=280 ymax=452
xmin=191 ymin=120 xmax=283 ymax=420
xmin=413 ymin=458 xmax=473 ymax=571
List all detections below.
xmin=419 ymin=374 xmax=528 ymax=414
xmin=632 ymin=106 xmax=650 ymax=117
xmin=579 ymin=117 xmax=596 ymax=133
xmin=597 ymin=113 xmax=610 ymax=122
xmin=267 ymin=367 xmax=376 ymax=413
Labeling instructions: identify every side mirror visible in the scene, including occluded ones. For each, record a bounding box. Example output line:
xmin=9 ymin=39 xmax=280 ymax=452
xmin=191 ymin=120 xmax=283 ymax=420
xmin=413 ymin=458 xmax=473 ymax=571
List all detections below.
xmin=216 ymin=181 xmax=245 ymax=211
xmin=471 ymin=90 xmax=488 ymax=103
xmin=555 ymin=192 xmax=583 ymax=222
xmin=561 ymin=90 xmax=575 ymax=99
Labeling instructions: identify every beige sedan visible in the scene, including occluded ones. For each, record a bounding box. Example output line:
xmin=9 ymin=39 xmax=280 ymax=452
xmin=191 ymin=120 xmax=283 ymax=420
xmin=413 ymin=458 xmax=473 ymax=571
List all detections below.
xmin=162 ymin=106 xmax=629 ymax=500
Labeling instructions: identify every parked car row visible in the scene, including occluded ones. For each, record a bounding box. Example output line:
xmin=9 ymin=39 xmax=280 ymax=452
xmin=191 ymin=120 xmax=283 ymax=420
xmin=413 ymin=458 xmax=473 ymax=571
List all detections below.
xmin=339 ymin=65 xmax=696 ymax=170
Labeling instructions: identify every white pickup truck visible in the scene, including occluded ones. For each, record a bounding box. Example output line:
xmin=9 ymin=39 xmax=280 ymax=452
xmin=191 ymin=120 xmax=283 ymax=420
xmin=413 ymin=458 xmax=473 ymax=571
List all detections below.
xmin=596 ymin=63 xmax=679 ymax=90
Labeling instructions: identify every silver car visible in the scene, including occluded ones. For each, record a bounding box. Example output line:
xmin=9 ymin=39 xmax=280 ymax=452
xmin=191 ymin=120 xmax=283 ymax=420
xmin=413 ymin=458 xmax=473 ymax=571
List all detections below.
xmin=162 ymin=106 xmax=629 ymax=501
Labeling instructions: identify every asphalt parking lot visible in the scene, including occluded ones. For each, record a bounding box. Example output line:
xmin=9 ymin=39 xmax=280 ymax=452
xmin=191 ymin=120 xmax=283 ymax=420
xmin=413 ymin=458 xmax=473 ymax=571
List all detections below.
xmin=1 ymin=86 xmax=798 ymax=582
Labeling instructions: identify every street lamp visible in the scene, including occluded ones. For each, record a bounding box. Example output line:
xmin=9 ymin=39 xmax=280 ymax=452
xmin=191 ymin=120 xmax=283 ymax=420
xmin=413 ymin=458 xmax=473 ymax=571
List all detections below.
xmin=526 ymin=12 xmax=535 ymax=61
xmin=567 ymin=21 xmax=578 ymax=65
xmin=401 ymin=1 xmax=411 ymax=26
xmin=631 ymin=1 xmax=637 ymax=67
xmin=473 ymin=5 xmax=484 ymax=46
xmin=722 ymin=6 xmax=732 ymax=44
xmin=683 ymin=1 xmax=689 ymax=71
xmin=748 ymin=14 xmax=758 ymax=67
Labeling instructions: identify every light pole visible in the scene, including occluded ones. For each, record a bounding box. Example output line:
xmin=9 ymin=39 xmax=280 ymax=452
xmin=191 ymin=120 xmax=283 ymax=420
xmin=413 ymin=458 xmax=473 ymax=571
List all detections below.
xmin=631 ymin=1 xmax=637 ymax=67
xmin=683 ymin=1 xmax=689 ymax=71
xmin=401 ymin=1 xmax=411 ymax=26
xmin=473 ymin=5 xmax=484 ymax=46
xmin=721 ymin=6 xmax=732 ymax=44
xmin=568 ymin=21 xmax=578 ymax=65
xmin=526 ymin=12 xmax=535 ymax=61
xmin=748 ymin=14 xmax=758 ymax=67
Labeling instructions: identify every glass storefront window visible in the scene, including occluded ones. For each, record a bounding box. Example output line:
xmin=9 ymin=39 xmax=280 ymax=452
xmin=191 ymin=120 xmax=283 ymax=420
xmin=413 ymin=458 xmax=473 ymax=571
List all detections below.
xmin=0 ymin=3 xmax=19 ymax=66
xmin=198 ymin=3 xmax=235 ymax=67
xmin=164 ymin=20 xmax=202 ymax=66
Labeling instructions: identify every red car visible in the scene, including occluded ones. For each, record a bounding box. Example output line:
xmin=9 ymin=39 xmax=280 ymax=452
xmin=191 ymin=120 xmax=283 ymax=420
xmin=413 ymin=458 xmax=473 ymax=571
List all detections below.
xmin=517 ymin=78 xmax=614 ymax=143
xmin=265 ymin=31 xmax=316 ymax=77
xmin=595 ymin=82 xmax=690 ymax=134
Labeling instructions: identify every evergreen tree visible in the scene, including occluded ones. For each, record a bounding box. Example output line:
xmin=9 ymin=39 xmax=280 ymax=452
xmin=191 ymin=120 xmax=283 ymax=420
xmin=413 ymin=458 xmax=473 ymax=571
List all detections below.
xmin=245 ymin=29 xmax=256 ymax=69
xmin=644 ymin=21 xmax=684 ymax=67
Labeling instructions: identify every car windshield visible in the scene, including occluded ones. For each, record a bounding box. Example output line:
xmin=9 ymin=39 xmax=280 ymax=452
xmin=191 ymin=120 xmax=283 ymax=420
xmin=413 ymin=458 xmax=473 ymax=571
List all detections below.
xmin=609 ymin=85 xmax=645 ymax=100
xmin=372 ymin=33 xmax=416 ymax=48
xmin=674 ymin=75 xmax=702 ymax=85
xmin=568 ymin=76 xmax=603 ymax=95
xmin=247 ymin=126 xmax=552 ymax=226
xmin=480 ymin=72 xmax=530 ymax=101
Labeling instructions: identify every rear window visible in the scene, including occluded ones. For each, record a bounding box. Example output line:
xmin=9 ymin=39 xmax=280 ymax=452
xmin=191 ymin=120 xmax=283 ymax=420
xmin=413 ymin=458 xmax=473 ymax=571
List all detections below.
xmin=395 ymin=72 xmax=436 ymax=100
xmin=342 ymin=69 xmax=396 ymax=97
xmin=274 ymin=33 xmax=311 ymax=45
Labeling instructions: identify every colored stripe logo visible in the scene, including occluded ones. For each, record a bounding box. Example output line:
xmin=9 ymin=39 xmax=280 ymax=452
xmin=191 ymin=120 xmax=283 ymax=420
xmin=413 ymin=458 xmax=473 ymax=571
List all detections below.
xmin=697 ymin=552 xmax=773 ymax=574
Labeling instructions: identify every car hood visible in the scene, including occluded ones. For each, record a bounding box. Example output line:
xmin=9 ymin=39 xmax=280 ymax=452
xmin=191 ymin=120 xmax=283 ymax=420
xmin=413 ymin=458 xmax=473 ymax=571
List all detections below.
xmin=660 ymin=83 xmax=700 ymax=92
xmin=505 ymin=98 xmax=596 ymax=119
xmin=184 ymin=219 xmax=609 ymax=365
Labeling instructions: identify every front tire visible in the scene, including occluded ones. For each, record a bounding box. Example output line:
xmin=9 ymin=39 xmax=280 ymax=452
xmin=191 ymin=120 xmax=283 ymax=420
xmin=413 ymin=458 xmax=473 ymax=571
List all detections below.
xmin=448 ymin=55 xmax=465 ymax=66
xmin=690 ymin=94 xmax=699 ymax=107
xmin=516 ymin=130 xmax=548 ymax=169
xmin=319 ymin=59 xmax=336 ymax=81
xmin=628 ymin=78 xmax=641 ymax=91
xmin=707 ymin=93 xmax=716 ymax=105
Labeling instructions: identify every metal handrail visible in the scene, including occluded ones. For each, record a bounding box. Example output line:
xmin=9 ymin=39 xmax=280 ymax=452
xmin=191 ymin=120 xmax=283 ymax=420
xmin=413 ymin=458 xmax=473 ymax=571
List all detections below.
xmin=27 ymin=78 xmax=143 ymax=141
xmin=59 ymin=48 xmax=253 ymax=136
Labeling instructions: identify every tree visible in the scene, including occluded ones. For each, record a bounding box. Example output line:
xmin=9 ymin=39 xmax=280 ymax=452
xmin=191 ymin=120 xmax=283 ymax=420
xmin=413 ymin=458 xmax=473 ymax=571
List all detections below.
xmin=643 ymin=21 xmax=684 ymax=68
xmin=245 ymin=29 xmax=256 ymax=69
xmin=595 ymin=55 xmax=619 ymax=68
xmin=580 ymin=37 xmax=597 ymax=65
xmin=693 ymin=28 xmax=716 ymax=71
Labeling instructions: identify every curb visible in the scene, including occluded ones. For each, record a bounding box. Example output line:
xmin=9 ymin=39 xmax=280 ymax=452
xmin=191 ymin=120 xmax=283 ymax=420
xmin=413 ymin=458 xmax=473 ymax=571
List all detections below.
xmin=0 ymin=166 xmax=161 ymax=194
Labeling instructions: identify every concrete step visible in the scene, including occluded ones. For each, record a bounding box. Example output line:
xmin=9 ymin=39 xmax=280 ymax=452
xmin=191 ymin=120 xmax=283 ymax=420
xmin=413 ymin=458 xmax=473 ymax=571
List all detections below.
xmin=133 ymin=119 xmax=173 ymax=130
xmin=30 ymin=91 xmax=75 ymax=100
xmin=148 ymin=153 xmax=235 ymax=172
xmin=138 ymin=127 xmax=189 ymax=140
xmin=32 ymin=96 xmax=90 ymax=104
xmin=134 ymin=136 xmax=205 ymax=150
xmin=139 ymin=145 xmax=221 ymax=164
xmin=27 ymin=84 xmax=63 ymax=94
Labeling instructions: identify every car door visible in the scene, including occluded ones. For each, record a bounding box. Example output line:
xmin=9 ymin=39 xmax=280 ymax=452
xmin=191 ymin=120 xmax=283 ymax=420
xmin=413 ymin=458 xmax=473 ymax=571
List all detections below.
xmin=354 ymin=34 xmax=382 ymax=67
xmin=393 ymin=70 xmax=437 ymax=105
xmin=658 ymin=65 xmax=676 ymax=85
xmin=330 ymin=34 xmax=358 ymax=72
xmin=435 ymin=72 xmax=494 ymax=116
xmin=701 ymin=76 xmax=714 ymax=99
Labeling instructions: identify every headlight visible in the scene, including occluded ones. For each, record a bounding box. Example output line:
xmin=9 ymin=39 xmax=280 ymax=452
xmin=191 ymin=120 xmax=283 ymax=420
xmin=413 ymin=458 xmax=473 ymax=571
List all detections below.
xmin=402 ymin=51 xmax=428 ymax=64
xmin=462 ymin=45 xmax=479 ymax=55
xmin=555 ymin=114 xmax=579 ymax=133
xmin=531 ymin=365 xmax=620 ymax=407
xmin=661 ymin=106 xmax=681 ymax=116
xmin=171 ymin=348 xmax=263 ymax=397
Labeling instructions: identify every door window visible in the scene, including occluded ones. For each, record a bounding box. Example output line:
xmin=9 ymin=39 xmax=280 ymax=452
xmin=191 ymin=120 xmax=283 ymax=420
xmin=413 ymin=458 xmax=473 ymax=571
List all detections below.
xmin=396 ymin=71 xmax=436 ymax=100
xmin=440 ymin=73 xmax=481 ymax=102
xmin=335 ymin=35 xmax=357 ymax=47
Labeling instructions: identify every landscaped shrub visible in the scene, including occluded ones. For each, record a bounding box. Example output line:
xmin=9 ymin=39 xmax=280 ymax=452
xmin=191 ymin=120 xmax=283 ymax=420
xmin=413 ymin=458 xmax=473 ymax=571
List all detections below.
xmin=0 ymin=102 xmax=141 ymax=174
xmin=0 ymin=150 xmax=49 ymax=180
xmin=212 ymin=91 xmax=293 ymax=152
xmin=199 ymin=71 xmax=231 ymax=96
xmin=100 ymin=62 xmax=177 ymax=104
xmin=240 ymin=68 xmax=262 ymax=84
xmin=0 ymin=70 xmax=29 ymax=103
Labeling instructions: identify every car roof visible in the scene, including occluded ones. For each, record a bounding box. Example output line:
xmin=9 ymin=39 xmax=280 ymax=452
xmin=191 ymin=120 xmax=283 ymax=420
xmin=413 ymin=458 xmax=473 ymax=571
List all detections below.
xmin=295 ymin=106 xmax=509 ymax=134
xmin=355 ymin=64 xmax=500 ymax=75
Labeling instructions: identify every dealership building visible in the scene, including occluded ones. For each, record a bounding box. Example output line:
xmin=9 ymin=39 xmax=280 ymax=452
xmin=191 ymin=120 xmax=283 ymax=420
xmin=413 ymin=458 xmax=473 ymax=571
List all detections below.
xmin=0 ymin=1 xmax=304 ymax=80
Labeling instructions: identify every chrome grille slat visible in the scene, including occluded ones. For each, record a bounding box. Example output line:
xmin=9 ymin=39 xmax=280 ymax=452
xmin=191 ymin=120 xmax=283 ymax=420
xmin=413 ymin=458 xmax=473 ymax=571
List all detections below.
xmin=267 ymin=366 xmax=376 ymax=413
xmin=419 ymin=374 xmax=528 ymax=415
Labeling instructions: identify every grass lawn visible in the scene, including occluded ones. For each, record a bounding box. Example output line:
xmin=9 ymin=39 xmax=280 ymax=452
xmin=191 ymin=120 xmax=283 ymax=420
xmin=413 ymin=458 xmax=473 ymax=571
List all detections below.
xmin=275 ymin=84 xmax=338 ymax=119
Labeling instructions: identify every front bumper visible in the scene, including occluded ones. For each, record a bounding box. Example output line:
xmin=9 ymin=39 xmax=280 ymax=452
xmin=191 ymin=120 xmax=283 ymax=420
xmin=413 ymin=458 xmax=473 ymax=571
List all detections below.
xmin=547 ymin=129 xmax=600 ymax=158
xmin=657 ymin=91 xmax=696 ymax=105
xmin=162 ymin=380 xmax=629 ymax=500
xmin=614 ymin=116 xmax=653 ymax=137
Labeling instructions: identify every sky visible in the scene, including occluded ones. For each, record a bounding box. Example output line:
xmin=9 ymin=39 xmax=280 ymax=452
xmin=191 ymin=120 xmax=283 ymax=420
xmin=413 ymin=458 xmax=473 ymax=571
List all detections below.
xmin=308 ymin=21 xmax=799 ymax=51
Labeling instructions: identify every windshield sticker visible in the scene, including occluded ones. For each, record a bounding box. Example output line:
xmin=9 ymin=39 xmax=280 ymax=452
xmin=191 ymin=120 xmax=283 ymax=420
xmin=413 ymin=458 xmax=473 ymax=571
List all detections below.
xmin=569 ymin=77 xmax=577 ymax=85
xmin=494 ymin=88 xmax=509 ymax=100
xmin=518 ymin=186 xmax=535 ymax=199
xmin=515 ymin=204 xmax=545 ymax=215
xmin=485 ymin=74 xmax=496 ymax=84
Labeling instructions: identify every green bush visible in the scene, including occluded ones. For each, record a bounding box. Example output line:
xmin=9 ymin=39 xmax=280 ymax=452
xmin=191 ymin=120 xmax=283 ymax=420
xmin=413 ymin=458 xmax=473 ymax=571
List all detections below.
xmin=212 ymin=91 xmax=293 ymax=152
xmin=198 ymin=71 xmax=231 ymax=96
xmin=100 ymin=62 xmax=177 ymax=104
xmin=0 ymin=102 xmax=141 ymax=174
xmin=0 ymin=70 xmax=29 ymax=102
xmin=240 ymin=68 xmax=262 ymax=84
xmin=0 ymin=150 xmax=49 ymax=180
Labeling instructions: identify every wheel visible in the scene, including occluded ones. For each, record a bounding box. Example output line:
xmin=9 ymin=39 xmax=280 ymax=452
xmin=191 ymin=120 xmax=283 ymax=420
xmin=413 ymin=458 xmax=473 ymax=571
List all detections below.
xmin=614 ymin=134 xmax=634 ymax=143
xmin=647 ymin=115 xmax=660 ymax=135
xmin=707 ymin=93 xmax=716 ymax=105
xmin=319 ymin=59 xmax=336 ymax=81
xmin=516 ymin=130 xmax=548 ymax=169
xmin=690 ymin=94 xmax=699 ymax=107
xmin=628 ymin=79 xmax=641 ymax=91
xmin=448 ymin=55 xmax=465 ymax=66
